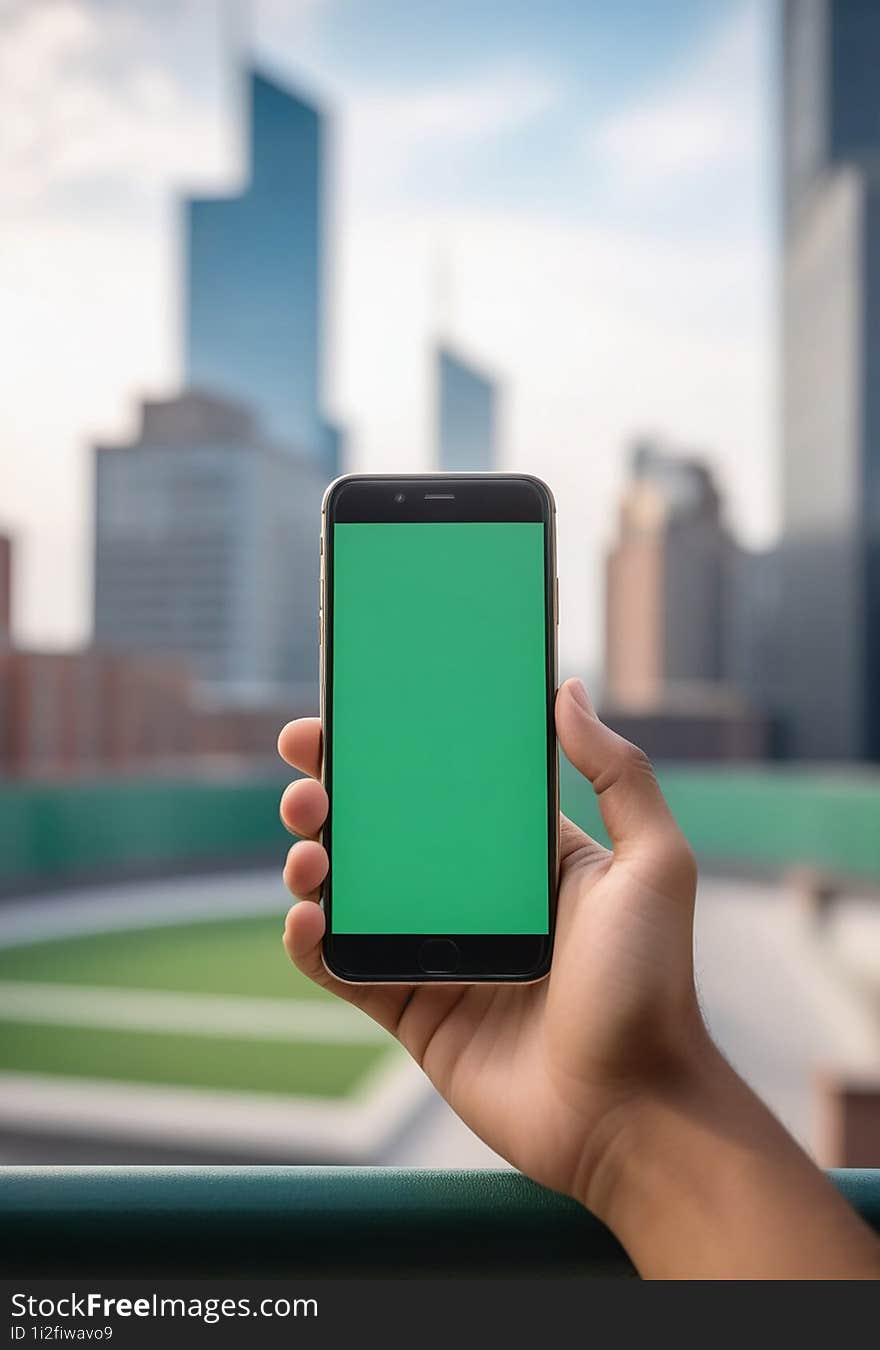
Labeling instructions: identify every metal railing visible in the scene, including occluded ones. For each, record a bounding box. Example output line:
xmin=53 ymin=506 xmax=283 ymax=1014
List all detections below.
xmin=1 ymin=1167 xmax=878 ymax=1278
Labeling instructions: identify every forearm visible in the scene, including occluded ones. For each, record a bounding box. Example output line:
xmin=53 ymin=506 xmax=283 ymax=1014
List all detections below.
xmin=584 ymin=1042 xmax=880 ymax=1280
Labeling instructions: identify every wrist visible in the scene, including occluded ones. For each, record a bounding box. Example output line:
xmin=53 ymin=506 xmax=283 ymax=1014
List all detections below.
xmin=575 ymin=1023 xmax=728 ymax=1226
xmin=575 ymin=1030 xmax=880 ymax=1278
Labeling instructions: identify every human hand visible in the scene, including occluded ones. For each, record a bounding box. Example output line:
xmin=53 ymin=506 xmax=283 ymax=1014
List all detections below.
xmin=278 ymin=677 xmax=706 ymax=1207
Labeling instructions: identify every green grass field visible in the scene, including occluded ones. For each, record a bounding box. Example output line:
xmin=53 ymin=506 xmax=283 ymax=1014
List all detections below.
xmin=0 ymin=1022 xmax=384 ymax=1096
xmin=0 ymin=913 xmax=320 ymax=997
xmin=0 ymin=913 xmax=395 ymax=1100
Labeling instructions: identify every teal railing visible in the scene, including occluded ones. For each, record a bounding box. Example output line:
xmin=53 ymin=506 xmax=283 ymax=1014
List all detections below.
xmin=1 ymin=1167 xmax=878 ymax=1278
xmin=0 ymin=776 xmax=286 ymax=887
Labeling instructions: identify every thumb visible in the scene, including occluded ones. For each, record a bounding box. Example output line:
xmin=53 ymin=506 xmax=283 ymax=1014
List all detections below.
xmin=555 ymin=677 xmax=683 ymax=860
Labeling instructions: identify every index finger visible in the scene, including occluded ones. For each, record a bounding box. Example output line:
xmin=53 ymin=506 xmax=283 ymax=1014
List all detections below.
xmin=277 ymin=717 xmax=322 ymax=778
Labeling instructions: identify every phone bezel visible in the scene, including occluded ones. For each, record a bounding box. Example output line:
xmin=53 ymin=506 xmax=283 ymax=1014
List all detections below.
xmin=319 ymin=473 xmax=559 ymax=983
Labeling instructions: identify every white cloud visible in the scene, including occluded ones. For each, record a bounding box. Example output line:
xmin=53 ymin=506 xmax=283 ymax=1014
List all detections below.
xmin=590 ymin=0 xmax=765 ymax=191
xmin=0 ymin=0 xmax=233 ymax=212
xmin=343 ymin=66 xmax=557 ymax=199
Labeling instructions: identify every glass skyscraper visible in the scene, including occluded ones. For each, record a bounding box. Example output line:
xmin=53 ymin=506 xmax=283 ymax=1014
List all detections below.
xmin=780 ymin=0 xmax=880 ymax=759
xmin=436 ymin=344 xmax=497 ymax=472
xmin=184 ymin=69 xmax=340 ymax=473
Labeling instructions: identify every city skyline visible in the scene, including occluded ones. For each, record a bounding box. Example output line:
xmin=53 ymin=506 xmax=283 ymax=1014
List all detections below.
xmin=0 ymin=0 xmax=774 ymax=677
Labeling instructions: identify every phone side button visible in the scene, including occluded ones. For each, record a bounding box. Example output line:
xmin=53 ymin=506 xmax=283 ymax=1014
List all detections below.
xmin=417 ymin=938 xmax=460 ymax=975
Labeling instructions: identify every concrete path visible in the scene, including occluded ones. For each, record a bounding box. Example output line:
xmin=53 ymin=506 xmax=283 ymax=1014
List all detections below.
xmin=0 ymin=1055 xmax=427 ymax=1162
xmin=0 ymin=870 xmax=287 ymax=948
xmin=0 ymin=980 xmax=386 ymax=1044
xmin=694 ymin=875 xmax=880 ymax=1152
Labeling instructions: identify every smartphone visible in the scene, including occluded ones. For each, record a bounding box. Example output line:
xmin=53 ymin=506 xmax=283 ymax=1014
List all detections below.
xmin=319 ymin=474 xmax=558 ymax=983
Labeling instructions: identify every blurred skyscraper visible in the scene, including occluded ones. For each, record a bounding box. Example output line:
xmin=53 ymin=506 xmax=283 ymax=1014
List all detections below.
xmin=603 ymin=441 xmax=770 ymax=761
xmin=94 ymin=392 xmax=323 ymax=704
xmin=185 ymin=70 xmax=341 ymax=475
xmin=435 ymin=345 xmax=497 ymax=471
xmin=781 ymin=0 xmax=880 ymax=759
xmin=93 ymin=65 xmax=339 ymax=707
xmin=606 ymin=442 xmax=726 ymax=708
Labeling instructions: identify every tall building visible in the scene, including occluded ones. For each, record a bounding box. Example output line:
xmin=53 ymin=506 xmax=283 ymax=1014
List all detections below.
xmin=93 ymin=64 xmax=343 ymax=709
xmin=781 ymin=0 xmax=880 ymax=759
xmin=605 ymin=442 xmax=728 ymax=709
xmin=724 ymin=545 xmax=782 ymax=714
xmin=94 ymin=391 xmax=323 ymax=703
xmin=603 ymin=442 xmax=770 ymax=761
xmin=185 ymin=69 xmax=341 ymax=474
xmin=435 ymin=345 xmax=497 ymax=472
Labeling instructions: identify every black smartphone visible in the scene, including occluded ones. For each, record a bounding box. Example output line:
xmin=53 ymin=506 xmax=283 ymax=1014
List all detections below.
xmin=319 ymin=474 xmax=558 ymax=983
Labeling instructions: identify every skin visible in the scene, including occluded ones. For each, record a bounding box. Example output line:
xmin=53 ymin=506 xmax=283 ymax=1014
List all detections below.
xmin=279 ymin=677 xmax=880 ymax=1280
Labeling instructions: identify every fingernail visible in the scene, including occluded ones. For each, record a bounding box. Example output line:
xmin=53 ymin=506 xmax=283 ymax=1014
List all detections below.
xmin=568 ymin=678 xmax=591 ymax=711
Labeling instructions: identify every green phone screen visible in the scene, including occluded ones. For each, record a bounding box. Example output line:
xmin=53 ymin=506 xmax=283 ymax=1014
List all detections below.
xmin=329 ymin=521 xmax=550 ymax=935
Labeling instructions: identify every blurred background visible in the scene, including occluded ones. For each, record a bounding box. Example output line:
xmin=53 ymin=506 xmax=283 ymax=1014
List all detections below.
xmin=1 ymin=0 xmax=879 ymax=1169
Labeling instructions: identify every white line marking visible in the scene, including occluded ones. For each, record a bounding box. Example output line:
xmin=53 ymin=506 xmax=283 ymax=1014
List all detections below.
xmin=0 ymin=870 xmax=286 ymax=949
xmin=0 ymin=981 xmax=387 ymax=1044
xmin=0 ymin=1056 xmax=430 ymax=1161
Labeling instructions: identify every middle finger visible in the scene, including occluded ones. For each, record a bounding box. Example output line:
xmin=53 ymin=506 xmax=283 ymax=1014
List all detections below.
xmin=280 ymin=778 xmax=329 ymax=838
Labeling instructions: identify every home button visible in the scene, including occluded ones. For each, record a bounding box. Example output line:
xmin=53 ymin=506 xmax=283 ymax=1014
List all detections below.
xmin=418 ymin=938 xmax=460 ymax=975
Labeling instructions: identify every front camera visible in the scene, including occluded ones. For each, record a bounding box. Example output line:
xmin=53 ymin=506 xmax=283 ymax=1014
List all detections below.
xmin=394 ymin=493 xmax=406 ymax=503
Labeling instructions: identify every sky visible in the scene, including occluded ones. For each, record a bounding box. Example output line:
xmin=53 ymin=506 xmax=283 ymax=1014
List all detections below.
xmin=0 ymin=0 xmax=778 ymax=677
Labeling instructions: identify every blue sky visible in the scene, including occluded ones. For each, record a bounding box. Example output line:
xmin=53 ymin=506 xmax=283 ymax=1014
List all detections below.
xmin=296 ymin=0 xmax=721 ymax=88
xmin=0 ymin=0 xmax=777 ymax=674
xmin=257 ymin=0 xmax=773 ymax=234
